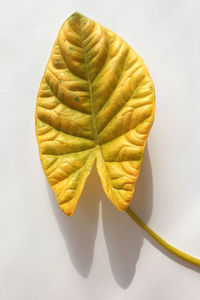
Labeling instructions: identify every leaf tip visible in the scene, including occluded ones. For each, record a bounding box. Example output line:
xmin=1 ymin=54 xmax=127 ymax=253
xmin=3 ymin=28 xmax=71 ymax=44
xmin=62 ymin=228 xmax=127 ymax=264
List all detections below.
xmin=59 ymin=203 xmax=75 ymax=217
xmin=69 ymin=11 xmax=85 ymax=20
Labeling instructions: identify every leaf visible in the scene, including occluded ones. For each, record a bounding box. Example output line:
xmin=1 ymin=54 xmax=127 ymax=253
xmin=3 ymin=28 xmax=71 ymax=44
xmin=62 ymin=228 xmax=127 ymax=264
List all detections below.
xmin=35 ymin=12 xmax=155 ymax=216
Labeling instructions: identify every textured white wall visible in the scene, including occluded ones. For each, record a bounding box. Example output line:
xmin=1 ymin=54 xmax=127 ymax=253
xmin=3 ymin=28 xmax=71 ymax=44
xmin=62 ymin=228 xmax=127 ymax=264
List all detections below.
xmin=1 ymin=0 xmax=200 ymax=299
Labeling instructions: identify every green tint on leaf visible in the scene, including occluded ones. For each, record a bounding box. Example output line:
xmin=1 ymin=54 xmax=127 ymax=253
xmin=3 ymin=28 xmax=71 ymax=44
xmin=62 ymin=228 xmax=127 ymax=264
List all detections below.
xmin=35 ymin=12 xmax=155 ymax=216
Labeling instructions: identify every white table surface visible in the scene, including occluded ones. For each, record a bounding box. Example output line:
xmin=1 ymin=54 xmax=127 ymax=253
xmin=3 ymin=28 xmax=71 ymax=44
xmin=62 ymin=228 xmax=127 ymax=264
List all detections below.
xmin=1 ymin=0 xmax=200 ymax=299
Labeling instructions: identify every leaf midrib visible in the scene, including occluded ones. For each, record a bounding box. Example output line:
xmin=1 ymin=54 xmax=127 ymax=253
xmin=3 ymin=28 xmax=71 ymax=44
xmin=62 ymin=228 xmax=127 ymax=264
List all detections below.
xmin=79 ymin=18 xmax=99 ymax=146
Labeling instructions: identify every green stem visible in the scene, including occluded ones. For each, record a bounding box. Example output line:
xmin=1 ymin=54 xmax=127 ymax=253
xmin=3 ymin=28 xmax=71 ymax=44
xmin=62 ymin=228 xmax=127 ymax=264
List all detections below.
xmin=126 ymin=207 xmax=200 ymax=267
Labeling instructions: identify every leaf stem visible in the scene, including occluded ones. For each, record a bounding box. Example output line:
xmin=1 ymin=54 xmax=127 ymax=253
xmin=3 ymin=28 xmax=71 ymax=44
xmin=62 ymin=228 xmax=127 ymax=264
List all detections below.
xmin=126 ymin=206 xmax=200 ymax=267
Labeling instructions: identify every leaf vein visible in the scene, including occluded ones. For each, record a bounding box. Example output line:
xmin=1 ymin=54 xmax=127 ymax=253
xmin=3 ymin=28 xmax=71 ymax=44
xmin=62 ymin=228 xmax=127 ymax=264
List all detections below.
xmin=98 ymin=74 xmax=145 ymax=135
xmin=44 ymin=75 xmax=90 ymax=116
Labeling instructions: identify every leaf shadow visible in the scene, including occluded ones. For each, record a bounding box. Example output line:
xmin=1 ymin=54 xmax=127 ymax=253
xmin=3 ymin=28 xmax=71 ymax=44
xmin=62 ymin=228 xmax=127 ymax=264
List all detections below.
xmin=47 ymin=165 xmax=100 ymax=278
xmin=47 ymin=143 xmax=200 ymax=285
xmin=101 ymin=144 xmax=200 ymax=288
xmin=101 ymin=145 xmax=153 ymax=289
xmin=47 ymin=144 xmax=154 ymax=284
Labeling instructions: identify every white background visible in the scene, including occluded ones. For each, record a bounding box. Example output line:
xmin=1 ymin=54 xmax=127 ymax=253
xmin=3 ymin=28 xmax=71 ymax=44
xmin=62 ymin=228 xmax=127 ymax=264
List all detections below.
xmin=1 ymin=0 xmax=200 ymax=299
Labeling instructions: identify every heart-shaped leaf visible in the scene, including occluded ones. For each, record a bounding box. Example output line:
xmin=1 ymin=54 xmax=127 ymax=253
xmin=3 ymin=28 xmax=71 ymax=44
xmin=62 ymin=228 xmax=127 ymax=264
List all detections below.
xmin=35 ymin=12 xmax=155 ymax=216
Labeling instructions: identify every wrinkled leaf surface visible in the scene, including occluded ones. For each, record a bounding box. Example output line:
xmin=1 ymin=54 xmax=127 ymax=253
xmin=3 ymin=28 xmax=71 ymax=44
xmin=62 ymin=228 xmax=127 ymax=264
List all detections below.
xmin=35 ymin=12 xmax=155 ymax=216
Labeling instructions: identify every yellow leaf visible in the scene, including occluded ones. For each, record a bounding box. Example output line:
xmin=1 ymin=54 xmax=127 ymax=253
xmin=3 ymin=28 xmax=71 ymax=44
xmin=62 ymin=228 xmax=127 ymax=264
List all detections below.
xmin=35 ymin=12 xmax=155 ymax=216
